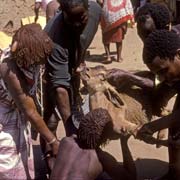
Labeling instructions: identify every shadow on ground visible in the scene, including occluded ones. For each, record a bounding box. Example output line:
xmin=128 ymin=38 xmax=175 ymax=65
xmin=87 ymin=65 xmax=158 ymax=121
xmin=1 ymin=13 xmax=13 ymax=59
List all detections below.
xmin=33 ymin=144 xmax=168 ymax=180
xmin=85 ymin=51 xmax=117 ymax=64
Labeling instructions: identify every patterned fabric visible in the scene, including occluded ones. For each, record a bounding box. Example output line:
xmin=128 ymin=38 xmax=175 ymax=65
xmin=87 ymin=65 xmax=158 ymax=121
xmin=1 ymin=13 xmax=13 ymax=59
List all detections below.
xmin=101 ymin=0 xmax=134 ymax=33
xmin=0 ymin=49 xmax=35 ymax=179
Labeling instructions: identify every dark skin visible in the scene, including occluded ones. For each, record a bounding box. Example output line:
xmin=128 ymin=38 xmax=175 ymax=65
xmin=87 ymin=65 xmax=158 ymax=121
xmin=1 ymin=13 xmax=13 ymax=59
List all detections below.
xmin=41 ymin=4 xmax=88 ymax=171
xmin=136 ymin=52 xmax=180 ymax=179
xmin=50 ymin=134 xmax=136 ymax=180
xmin=34 ymin=0 xmax=59 ymax=23
xmin=0 ymin=49 xmax=59 ymax=157
xmin=55 ymin=5 xmax=88 ymax=127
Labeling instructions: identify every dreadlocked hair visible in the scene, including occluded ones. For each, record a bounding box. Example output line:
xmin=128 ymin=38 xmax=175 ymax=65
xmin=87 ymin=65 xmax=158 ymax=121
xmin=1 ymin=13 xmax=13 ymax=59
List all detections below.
xmin=11 ymin=23 xmax=53 ymax=68
xmin=78 ymin=108 xmax=113 ymax=149
xmin=135 ymin=3 xmax=170 ymax=30
xmin=59 ymin=0 xmax=88 ymax=12
xmin=143 ymin=30 xmax=180 ymax=64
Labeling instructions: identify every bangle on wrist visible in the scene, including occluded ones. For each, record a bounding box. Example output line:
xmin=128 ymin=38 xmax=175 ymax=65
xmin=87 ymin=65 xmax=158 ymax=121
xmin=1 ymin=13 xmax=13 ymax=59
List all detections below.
xmin=47 ymin=137 xmax=57 ymax=145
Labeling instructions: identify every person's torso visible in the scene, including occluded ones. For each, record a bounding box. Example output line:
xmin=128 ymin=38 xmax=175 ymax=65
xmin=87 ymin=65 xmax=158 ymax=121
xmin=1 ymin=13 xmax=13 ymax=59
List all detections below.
xmin=51 ymin=136 xmax=103 ymax=180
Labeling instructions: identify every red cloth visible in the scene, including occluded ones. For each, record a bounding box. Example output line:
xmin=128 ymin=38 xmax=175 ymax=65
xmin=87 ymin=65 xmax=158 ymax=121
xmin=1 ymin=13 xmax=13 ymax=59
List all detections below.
xmin=101 ymin=0 xmax=134 ymax=34
xmin=102 ymin=22 xmax=127 ymax=44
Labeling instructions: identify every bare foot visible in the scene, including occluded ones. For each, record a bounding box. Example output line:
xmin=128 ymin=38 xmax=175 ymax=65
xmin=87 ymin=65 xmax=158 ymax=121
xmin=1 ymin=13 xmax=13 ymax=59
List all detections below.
xmin=117 ymin=57 xmax=123 ymax=62
xmin=103 ymin=56 xmax=112 ymax=64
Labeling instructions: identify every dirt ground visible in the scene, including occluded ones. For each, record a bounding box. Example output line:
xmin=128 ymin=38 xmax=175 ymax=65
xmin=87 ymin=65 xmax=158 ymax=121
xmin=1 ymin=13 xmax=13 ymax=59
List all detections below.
xmin=0 ymin=0 xmax=35 ymax=32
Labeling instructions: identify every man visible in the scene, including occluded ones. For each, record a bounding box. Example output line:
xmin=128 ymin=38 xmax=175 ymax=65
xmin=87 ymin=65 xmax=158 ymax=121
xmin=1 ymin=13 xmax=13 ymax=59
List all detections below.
xmin=135 ymin=3 xmax=171 ymax=41
xmin=41 ymin=0 xmax=89 ymax=172
xmin=34 ymin=0 xmax=59 ymax=23
xmin=44 ymin=0 xmax=89 ymax=133
xmin=136 ymin=30 xmax=180 ymax=180
xmin=50 ymin=108 xmax=136 ymax=180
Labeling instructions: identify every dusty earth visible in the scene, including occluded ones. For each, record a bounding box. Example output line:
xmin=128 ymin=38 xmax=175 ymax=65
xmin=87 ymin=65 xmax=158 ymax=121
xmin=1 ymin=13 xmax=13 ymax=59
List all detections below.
xmin=0 ymin=2 xmax=173 ymax=179
xmin=0 ymin=0 xmax=35 ymax=32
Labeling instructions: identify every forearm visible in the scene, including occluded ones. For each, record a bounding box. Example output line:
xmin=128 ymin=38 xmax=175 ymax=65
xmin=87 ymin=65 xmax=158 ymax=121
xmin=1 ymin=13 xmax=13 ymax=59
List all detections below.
xmin=145 ymin=109 xmax=180 ymax=133
xmin=106 ymin=69 xmax=154 ymax=91
xmin=129 ymin=73 xmax=154 ymax=90
xmin=121 ymin=140 xmax=136 ymax=179
xmin=27 ymin=110 xmax=55 ymax=142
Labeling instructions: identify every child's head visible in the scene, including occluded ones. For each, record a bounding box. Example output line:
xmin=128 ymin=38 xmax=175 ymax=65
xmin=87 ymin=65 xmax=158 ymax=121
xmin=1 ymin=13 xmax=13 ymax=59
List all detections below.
xmin=78 ymin=108 xmax=116 ymax=149
xmin=11 ymin=23 xmax=53 ymax=68
xmin=143 ymin=30 xmax=180 ymax=85
xmin=135 ymin=3 xmax=170 ymax=41
xmin=59 ymin=0 xmax=88 ymax=33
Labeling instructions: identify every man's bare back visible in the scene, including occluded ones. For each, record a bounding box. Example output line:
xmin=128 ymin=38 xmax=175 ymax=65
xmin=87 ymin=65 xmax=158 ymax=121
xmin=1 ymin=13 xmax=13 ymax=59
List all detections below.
xmin=50 ymin=135 xmax=103 ymax=180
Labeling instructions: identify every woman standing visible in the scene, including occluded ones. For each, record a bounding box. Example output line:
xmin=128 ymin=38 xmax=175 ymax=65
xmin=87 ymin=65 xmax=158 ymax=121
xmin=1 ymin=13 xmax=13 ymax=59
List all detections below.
xmin=0 ymin=23 xmax=59 ymax=179
xmin=101 ymin=0 xmax=134 ymax=63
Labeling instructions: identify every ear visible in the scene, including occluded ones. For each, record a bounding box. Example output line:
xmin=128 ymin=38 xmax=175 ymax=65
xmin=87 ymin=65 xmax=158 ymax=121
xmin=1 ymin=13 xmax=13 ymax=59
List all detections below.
xmin=11 ymin=41 xmax=18 ymax=52
xmin=176 ymin=49 xmax=180 ymax=59
xmin=105 ymin=87 xmax=125 ymax=108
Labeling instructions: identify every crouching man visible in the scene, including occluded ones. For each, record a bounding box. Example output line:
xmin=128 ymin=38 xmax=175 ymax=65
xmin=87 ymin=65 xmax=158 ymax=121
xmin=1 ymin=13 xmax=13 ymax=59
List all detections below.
xmin=50 ymin=108 xmax=136 ymax=180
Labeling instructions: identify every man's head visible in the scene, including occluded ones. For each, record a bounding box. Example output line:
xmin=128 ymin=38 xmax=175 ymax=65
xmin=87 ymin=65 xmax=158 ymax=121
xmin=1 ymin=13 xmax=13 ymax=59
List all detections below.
xmin=78 ymin=108 xmax=118 ymax=149
xmin=11 ymin=23 xmax=53 ymax=68
xmin=143 ymin=30 xmax=180 ymax=85
xmin=135 ymin=3 xmax=170 ymax=41
xmin=59 ymin=0 xmax=88 ymax=33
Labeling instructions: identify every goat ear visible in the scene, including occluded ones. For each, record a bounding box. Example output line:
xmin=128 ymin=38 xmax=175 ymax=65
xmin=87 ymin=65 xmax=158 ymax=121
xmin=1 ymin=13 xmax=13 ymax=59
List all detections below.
xmin=105 ymin=88 xmax=124 ymax=108
xmin=11 ymin=41 xmax=18 ymax=52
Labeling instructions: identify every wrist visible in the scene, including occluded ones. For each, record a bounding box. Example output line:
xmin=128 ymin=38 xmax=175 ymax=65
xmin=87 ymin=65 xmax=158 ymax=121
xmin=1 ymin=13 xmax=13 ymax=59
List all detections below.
xmin=47 ymin=137 xmax=57 ymax=146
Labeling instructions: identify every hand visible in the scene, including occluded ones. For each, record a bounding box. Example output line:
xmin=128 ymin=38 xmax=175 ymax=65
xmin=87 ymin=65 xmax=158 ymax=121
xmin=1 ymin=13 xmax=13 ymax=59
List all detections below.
xmin=45 ymin=140 xmax=59 ymax=171
xmin=75 ymin=62 xmax=86 ymax=73
xmin=120 ymin=133 xmax=131 ymax=143
xmin=106 ymin=69 xmax=130 ymax=87
xmin=136 ymin=124 xmax=155 ymax=143
xmin=51 ymin=139 xmax=60 ymax=157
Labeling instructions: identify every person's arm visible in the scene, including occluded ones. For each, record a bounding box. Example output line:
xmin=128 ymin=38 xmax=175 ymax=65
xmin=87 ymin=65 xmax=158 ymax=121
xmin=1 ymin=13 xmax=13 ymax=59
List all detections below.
xmin=46 ymin=0 xmax=59 ymax=23
xmin=34 ymin=1 xmax=42 ymax=22
xmin=1 ymin=61 xmax=59 ymax=156
xmin=97 ymin=138 xmax=136 ymax=180
xmin=120 ymin=136 xmax=136 ymax=179
xmin=136 ymin=106 xmax=180 ymax=147
xmin=106 ymin=68 xmax=154 ymax=91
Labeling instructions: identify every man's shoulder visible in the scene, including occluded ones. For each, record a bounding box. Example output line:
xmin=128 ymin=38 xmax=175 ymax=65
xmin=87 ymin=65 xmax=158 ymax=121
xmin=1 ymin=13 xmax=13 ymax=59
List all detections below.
xmin=60 ymin=136 xmax=77 ymax=147
xmin=44 ymin=12 xmax=63 ymax=35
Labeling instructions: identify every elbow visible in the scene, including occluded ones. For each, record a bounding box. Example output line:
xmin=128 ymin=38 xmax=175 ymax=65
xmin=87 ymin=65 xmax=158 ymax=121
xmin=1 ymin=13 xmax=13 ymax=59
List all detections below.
xmin=24 ymin=108 xmax=38 ymax=122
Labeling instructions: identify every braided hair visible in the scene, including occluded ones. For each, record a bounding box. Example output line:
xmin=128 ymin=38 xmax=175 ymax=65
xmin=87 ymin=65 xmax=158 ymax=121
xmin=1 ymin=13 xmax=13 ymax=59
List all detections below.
xmin=11 ymin=23 xmax=53 ymax=68
xmin=78 ymin=108 xmax=113 ymax=149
